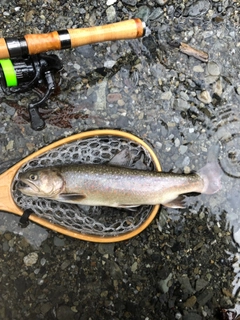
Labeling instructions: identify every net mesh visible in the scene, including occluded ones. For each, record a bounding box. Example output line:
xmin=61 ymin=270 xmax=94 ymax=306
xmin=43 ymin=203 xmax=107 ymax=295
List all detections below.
xmin=12 ymin=135 xmax=157 ymax=237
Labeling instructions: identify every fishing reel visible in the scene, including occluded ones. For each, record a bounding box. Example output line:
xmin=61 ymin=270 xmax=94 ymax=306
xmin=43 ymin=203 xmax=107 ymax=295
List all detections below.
xmin=0 ymin=53 xmax=62 ymax=130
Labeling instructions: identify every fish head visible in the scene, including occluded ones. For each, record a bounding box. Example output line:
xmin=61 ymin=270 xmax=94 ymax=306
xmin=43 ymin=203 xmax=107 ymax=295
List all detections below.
xmin=18 ymin=168 xmax=64 ymax=198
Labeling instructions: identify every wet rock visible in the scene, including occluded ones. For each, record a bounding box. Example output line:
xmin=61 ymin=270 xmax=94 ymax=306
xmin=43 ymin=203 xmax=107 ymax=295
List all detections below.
xmin=197 ymin=289 xmax=214 ymax=306
xmin=195 ymin=278 xmax=209 ymax=292
xmin=131 ymin=261 xmax=138 ymax=273
xmin=175 ymin=98 xmax=190 ymax=110
xmin=98 ymin=243 xmax=115 ymax=255
xmin=183 ymin=313 xmax=202 ymax=320
xmin=116 ymin=115 xmax=129 ymax=127
xmin=2 ymin=241 xmax=9 ymax=252
xmin=61 ymin=260 xmax=71 ymax=270
xmin=40 ymin=302 xmax=52 ymax=315
xmin=93 ymin=79 xmax=107 ymax=110
xmin=53 ymin=236 xmax=65 ymax=247
xmin=108 ymin=261 xmax=123 ymax=279
xmin=187 ymin=0 xmax=210 ymax=16
xmin=134 ymin=6 xmax=151 ymax=22
xmin=56 ymin=305 xmax=75 ymax=320
xmin=149 ymin=8 xmax=164 ymax=21
xmin=183 ymin=295 xmax=197 ymax=308
xmin=122 ymin=0 xmax=137 ymax=6
xmin=158 ymin=273 xmax=173 ymax=293
xmin=178 ymin=275 xmax=195 ymax=295
xmin=107 ymin=93 xmax=122 ymax=103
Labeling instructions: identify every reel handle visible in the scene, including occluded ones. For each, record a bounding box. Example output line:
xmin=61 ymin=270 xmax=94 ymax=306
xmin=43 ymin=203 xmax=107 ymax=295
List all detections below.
xmin=29 ymin=105 xmax=45 ymax=131
xmin=0 ymin=19 xmax=145 ymax=59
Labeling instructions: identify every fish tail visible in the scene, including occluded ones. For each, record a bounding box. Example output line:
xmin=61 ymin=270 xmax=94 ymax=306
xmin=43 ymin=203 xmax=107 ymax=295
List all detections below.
xmin=197 ymin=162 xmax=222 ymax=194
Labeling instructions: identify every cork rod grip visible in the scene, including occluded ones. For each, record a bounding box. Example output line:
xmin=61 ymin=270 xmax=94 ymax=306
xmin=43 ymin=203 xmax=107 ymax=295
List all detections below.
xmin=0 ymin=18 xmax=145 ymax=58
xmin=68 ymin=18 xmax=145 ymax=48
xmin=25 ymin=31 xmax=62 ymax=55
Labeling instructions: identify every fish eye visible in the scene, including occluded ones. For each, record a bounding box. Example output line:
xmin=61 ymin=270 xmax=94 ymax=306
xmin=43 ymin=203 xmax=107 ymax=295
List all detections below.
xmin=29 ymin=173 xmax=38 ymax=181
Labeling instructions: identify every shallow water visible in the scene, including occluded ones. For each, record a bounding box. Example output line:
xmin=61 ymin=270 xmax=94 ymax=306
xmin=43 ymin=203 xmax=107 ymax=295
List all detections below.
xmin=0 ymin=1 xmax=240 ymax=319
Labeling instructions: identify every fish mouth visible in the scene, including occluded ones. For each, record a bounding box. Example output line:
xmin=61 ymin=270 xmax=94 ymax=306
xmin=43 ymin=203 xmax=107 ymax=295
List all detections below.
xmin=17 ymin=178 xmax=40 ymax=194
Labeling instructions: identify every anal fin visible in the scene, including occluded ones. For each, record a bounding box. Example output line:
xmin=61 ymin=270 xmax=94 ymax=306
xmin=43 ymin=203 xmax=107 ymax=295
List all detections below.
xmin=117 ymin=204 xmax=141 ymax=211
xmin=163 ymin=196 xmax=186 ymax=209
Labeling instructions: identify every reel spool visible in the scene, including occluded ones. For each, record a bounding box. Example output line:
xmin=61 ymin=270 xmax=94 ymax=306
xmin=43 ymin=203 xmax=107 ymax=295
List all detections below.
xmin=5 ymin=129 xmax=161 ymax=243
xmin=0 ymin=54 xmax=62 ymax=131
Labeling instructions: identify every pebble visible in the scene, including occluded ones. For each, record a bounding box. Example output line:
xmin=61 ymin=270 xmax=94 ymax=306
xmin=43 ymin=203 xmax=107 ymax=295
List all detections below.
xmin=207 ymin=61 xmax=221 ymax=76
xmin=158 ymin=273 xmax=173 ymax=294
xmin=106 ymin=0 xmax=117 ymax=5
xmin=161 ymin=91 xmax=172 ymax=100
xmin=106 ymin=6 xmax=116 ymax=22
xmin=23 ymin=252 xmax=38 ymax=267
xmin=176 ymin=98 xmax=189 ymax=110
xmin=155 ymin=0 xmax=169 ymax=5
xmin=175 ymin=138 xmax=180 ymax=147
xmin=131 ymin=261 xmax=138 ymax=273
xmin=104 ymin=60 xmax=116 ymax=68
xmin=213 ymin=79 xmax=222 ymax=96
xmin=6 ymin=140 xmax=14 ymax=151
xmin=61 ymin=260 xmax=71 ymax=270
xmin=193 ymin=65 xmax=204 ymax=73
xmin=93 ymin=79 xmax=107 ymax=110
xmin=175 ymin=312 xmax=182 ymax=320
xmin=184 ymin=295 xmax=197 ymax=308
xmin=179 ymin=145 xmax=188 ymax=154
xmin=197 ymin=90 xmax=212 ymax=104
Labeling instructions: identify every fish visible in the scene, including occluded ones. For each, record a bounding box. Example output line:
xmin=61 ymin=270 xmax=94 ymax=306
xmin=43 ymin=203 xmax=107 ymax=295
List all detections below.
xmin=17 ymin=161 xmax=221 ymax=209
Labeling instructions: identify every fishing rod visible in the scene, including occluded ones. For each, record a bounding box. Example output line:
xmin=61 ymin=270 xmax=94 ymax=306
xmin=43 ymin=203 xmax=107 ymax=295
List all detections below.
xmin=0 ymin=18 xmax=145 ymax=130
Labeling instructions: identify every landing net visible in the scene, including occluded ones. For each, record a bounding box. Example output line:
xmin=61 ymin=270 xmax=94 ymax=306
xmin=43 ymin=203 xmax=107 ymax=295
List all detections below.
xmin=12 ymin=135 xmax=157 ymax=237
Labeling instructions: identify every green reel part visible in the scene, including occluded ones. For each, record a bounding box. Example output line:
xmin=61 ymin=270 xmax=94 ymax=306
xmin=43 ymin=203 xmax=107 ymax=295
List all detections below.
xmin=0 ymin=59 xmax=18 ymax=87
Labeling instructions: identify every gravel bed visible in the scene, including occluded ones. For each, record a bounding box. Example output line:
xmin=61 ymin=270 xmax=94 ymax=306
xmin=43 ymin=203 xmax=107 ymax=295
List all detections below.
xmin=0 ymin=1 xmax=240 ymax=319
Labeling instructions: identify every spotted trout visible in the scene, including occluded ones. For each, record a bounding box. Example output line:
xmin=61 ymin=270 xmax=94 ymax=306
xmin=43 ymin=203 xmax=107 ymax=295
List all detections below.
xmin=17 ymin=162 xmax=221 ymax=208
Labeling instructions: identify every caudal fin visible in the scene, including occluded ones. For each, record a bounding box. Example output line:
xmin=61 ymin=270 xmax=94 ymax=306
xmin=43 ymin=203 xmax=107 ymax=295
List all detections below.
xmin=197 ymin=162 xmax=222 ymax=194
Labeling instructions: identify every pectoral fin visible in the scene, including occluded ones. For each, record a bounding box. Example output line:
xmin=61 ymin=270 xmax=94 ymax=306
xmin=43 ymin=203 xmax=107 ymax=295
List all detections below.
xmin=58 ymin=193 xmax=86 ymax=203
xmin=163 ymin=196 xmax=186 ymax=209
